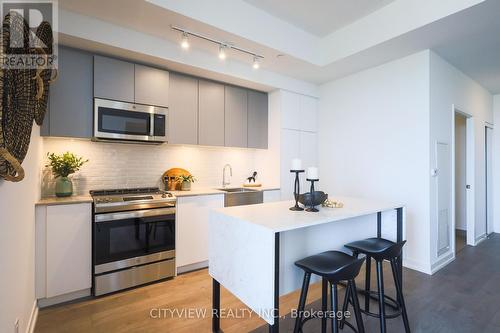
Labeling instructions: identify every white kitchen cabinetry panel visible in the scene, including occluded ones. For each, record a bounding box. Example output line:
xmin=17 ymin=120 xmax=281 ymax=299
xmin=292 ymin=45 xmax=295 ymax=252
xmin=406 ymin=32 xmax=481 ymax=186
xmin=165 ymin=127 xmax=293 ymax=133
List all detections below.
xmin=176 ymin=194 xmax=224 ymax=270
xmin=280 ymin=129 xmax=300 ymax=200
xmin=281 ymin=91 xmax=301 ymax=130
xmin=299 ymin=131 xmax=319 ymax=190
xmin=45 ymin=203 xmax=92 ymax=298
xmin=299 ymin=95 xmax=318 ymax=133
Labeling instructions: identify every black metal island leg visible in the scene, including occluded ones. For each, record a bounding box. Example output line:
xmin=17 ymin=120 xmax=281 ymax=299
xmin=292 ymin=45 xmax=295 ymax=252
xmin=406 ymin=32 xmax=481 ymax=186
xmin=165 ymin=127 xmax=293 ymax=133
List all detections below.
xmin=269 ymin=232 xmax=280 ymax=333
xmin=212 ymin=279 xmax=222 ymax=333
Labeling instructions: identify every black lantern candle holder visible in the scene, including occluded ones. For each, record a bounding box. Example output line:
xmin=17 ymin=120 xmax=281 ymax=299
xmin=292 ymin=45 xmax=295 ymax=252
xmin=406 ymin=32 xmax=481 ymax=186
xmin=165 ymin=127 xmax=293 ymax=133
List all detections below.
xmin=289 ymin=170 xmax=304 ymax=211
xmin=305 ymin=178 xmax=319 ymax=212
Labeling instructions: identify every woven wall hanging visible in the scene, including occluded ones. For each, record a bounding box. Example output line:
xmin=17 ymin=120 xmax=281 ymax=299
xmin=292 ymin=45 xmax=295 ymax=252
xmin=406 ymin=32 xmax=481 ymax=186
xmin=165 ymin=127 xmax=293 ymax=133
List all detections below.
xmin=0 ymin=12 xmax=56 ymax=182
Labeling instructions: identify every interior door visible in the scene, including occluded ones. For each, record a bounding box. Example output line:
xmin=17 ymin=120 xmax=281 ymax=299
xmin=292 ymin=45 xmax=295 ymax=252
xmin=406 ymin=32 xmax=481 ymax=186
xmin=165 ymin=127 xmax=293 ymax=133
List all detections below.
xmin=436 ymin=142 xmax=451 ymax=256
xmin=486 ymin=126 xmax=493 ymax=234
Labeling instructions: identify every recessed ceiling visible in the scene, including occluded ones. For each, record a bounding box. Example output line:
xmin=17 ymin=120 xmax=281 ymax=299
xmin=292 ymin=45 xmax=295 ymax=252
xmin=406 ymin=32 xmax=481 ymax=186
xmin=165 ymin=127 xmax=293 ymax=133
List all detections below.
xmin=57 ymin=0 xmax=500 ymax=94
xmin=243 ymin=0 xmax=396 ymax=37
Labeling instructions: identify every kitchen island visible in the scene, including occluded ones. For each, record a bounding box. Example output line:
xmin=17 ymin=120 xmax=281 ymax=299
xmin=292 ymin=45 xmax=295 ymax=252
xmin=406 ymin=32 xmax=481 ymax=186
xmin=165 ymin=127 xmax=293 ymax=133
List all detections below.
xmin=208 ymin=196 xmax=405 ymax=332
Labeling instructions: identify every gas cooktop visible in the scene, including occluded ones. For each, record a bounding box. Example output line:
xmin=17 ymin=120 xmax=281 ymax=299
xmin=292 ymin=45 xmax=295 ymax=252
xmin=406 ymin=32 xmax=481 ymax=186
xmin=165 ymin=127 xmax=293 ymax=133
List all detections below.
xmin=90 ymin=187 xmax=176 ymax=213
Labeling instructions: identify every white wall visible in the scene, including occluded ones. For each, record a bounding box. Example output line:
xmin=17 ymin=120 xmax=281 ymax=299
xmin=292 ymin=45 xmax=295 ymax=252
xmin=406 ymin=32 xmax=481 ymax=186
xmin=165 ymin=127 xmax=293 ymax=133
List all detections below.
xmin=42 ymin=139 xmax=280 ymax=196
xmin=429 ymin=51 xmax=493 ymax=269
xmin=0 ymin=126 xmax=42 ymax=333
xmin=455 ymin=114 xmax=467 ymax=230
xmin=318 ymin=51 xmax=431 ymax=273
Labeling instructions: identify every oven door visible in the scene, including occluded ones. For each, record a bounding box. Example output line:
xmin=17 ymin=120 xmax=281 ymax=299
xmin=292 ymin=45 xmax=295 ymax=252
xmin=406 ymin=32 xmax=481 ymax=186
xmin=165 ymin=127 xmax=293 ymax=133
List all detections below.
xmin=94 ymin=207 xmax=175 ymax=274
xmin=93 ymin=98 xmax=167 ymax=143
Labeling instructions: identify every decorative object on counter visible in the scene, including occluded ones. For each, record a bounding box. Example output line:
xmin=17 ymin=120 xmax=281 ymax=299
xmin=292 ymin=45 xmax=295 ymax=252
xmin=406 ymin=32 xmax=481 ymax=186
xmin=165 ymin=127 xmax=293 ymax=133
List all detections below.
xmin=306 ymin=167 xmax=319 ymax=180
xmin=305 ymin=176 xmax=320 ymax=212
xmin=162 ymin=168 xmax=191 ymax=191
xmin=247 ymin=171 xmax=257 ymax=183
xmin=46 ymin=152 xmax=88 ymax=197
xmin=0 ymin=12 xmax=57 ymax=182
xmin=244 ymin=171 xmax=262 ymax=187
xmin=177 ymin=174 xmax=196 ymax=191
xmin=299 ymin=191 xmax=328 ymax=212
xmin=322 ymin=199 xmax=344 ymax=208
xmin=291 ymin=158 xmax=302 ymax=171
xmin=290 ymin=158 xmax=305 ymax=211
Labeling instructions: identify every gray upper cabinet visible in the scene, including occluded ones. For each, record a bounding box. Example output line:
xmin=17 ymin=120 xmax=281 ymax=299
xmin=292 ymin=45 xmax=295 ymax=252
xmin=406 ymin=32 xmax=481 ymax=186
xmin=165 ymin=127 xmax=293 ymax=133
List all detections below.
xmin=224 ymin=86 xmax=248 ymax=148
xmin=247 ymin=90 xmax=268 ymax=149
xmin=42 ymin=46 xmax=93 ymax=138
xmin=198 ymin=80 xmax=225 ymax=146
xmin=135 ymin=64 xmax=169 ymax=107
xmin=169 ymin=73 xmax=198 ymax=145
xmin=94 ymin=55 xmax=134 ymax=103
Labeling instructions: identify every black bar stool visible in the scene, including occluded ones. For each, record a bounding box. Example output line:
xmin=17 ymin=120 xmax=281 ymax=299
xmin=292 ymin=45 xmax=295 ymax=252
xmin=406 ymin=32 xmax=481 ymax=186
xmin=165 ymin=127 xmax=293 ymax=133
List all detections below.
xmin=293 ymin=251 xmax=366 ymax=333
xmin=342 ymin=238 xmax=410 ymax=333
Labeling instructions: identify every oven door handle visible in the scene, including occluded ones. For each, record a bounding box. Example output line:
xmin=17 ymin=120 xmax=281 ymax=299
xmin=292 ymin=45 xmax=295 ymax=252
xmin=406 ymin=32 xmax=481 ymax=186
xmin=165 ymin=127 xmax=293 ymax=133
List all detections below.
xmin=95 ymin=207 xmax=176 ymax=223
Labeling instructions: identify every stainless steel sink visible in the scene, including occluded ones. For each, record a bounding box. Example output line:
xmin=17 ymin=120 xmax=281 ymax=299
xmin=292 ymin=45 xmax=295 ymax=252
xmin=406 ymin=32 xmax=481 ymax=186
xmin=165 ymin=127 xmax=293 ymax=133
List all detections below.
xmin=218 ymin=188 xmax=263 ymax=207
xmin=218 ymin=187 xmax=259 ymax=193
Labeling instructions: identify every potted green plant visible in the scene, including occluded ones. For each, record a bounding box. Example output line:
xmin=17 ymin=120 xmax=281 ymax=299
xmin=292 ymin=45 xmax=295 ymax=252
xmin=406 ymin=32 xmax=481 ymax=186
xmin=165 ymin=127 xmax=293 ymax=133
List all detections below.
xmin=46 ymin=152 xmax=88 ymax=197
xmin=176 ymin=174 xmax=196 ymax=191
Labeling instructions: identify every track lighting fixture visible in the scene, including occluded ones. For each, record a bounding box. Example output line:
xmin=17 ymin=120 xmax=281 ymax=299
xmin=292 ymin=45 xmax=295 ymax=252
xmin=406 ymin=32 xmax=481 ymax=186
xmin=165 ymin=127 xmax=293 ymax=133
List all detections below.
xmin=172 ymin=26 xmax=264 ymax=69
xmin=252 ymin=56 xmax=260 ymax=69
xmin=180 ymin=32 xmax=189 ymax=49
xmin=218 ymin=44 xmax=227 ymax=60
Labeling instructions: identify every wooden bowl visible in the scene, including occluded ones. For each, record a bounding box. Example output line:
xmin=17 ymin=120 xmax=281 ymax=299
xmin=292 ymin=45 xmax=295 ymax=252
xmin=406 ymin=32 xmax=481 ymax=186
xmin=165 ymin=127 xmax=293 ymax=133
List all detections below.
xmin=299 ymin=191 xmax=328 ymax=207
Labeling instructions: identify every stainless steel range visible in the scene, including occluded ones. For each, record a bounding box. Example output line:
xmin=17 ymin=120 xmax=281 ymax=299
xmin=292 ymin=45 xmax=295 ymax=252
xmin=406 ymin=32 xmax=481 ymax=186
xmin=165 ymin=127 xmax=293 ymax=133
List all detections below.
xmin=90 ymin=187 xmax=176 ymax=296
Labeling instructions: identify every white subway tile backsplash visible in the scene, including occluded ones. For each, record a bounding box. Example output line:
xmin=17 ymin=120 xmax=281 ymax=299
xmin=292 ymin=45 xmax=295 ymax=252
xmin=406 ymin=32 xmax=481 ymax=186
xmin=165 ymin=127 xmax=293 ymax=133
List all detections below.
xmin=41 ymin=138 xmax=261 ymax=197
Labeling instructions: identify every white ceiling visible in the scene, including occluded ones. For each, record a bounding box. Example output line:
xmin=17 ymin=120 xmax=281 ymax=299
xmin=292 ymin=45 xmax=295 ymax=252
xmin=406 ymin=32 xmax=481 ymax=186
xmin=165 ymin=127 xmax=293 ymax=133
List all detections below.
xmin=243 ymin=0 xmax=396 ymax=37
xmin=432 ymin=1 xmax=500 ymax=94
xmin=57 ymin=0 xmax=500 ymax=94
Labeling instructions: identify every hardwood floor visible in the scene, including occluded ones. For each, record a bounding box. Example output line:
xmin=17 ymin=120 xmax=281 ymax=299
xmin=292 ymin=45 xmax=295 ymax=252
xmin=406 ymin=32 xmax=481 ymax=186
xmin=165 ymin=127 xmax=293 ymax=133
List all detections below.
xmin=35 ymin=268 xmax=323 ymax=333
xmin=456 ymin=229 xmax=467 ymax=253
xmin=36 ymin=234 xmax=500 ymax=333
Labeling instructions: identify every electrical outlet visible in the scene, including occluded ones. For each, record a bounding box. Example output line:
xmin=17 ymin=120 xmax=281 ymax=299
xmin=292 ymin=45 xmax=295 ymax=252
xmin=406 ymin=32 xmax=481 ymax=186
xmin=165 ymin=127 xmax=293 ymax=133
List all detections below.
xmin=14 ymin=319 xmax=19 ymax=333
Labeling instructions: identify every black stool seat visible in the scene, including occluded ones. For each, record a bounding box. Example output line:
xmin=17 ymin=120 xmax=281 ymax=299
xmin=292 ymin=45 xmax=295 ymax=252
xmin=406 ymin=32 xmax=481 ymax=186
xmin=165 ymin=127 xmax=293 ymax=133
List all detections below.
xmin=342 ymin=238 xmax=410 ymax=333
xmin=295 ymin=251 xmax=364 ymax=281
xmin=294 ymin=251 xmax=365 ymax=333
xmin=345 ymin=238 xmax=405 ymax=260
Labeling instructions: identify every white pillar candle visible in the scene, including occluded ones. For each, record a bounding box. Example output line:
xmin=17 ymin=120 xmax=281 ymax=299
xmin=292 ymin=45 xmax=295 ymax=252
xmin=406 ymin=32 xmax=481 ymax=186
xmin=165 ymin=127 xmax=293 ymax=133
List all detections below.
xmin=307 ymin=167 xmax=318 ymax=179
xmin=291 ymin=158 xmax=302 ymax=170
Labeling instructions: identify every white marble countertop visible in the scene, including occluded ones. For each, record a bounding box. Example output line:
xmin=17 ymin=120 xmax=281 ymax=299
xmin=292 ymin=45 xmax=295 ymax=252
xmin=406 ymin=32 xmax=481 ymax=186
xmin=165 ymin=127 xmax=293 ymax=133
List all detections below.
xmin=36 ymin=195 xmax=93 ymax=206
xmin=36 ymin=186 xmax=281 ymax=205
xmin=170 ymin=186 xmax=280 ymax=197
xmin=213 ymin=196 xmax=403 ymax=233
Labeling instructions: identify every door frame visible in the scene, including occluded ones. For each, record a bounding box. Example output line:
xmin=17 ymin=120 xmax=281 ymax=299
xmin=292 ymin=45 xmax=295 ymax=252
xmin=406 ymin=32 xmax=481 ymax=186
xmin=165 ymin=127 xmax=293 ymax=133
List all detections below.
xmin=485 ymin=123 xmax=494 ymax=235
xmin=451 ymin=105 xmax=476 ymax=248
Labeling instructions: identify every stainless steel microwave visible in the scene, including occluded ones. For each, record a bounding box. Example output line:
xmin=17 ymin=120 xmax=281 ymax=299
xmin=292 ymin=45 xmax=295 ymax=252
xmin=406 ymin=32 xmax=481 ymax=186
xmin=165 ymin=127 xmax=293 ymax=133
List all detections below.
xmin=93 ymin=98 xmax=168 ymax=143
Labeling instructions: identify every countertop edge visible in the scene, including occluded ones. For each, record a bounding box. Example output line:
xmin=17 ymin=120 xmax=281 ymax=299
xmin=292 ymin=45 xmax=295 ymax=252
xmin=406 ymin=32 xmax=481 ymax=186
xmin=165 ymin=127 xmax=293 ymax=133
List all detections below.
xmin=172 ymin=187 xmax=280 ymax=198
xmin=36 ymin=187 xmax=281 ymax=204
xmin=36 ymin=196 xmax=93 ymax=206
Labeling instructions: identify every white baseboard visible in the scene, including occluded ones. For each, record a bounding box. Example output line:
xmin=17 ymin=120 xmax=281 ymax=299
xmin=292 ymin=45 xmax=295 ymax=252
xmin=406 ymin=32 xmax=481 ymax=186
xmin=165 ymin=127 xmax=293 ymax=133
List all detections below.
xmin=177 ymin=261 xmax=208 ymax=274
xmin=27 ymin=300 xmax=38 ymax=333
xmin=474 ymin=234 xmax=487 ymax=245
xmin=402 ymin=257 xmax=432 ymax=275
xmin=38 ymin=289 xmax=91 ymax=308
xmin=431 ymin=252 xmax=455 ymax=274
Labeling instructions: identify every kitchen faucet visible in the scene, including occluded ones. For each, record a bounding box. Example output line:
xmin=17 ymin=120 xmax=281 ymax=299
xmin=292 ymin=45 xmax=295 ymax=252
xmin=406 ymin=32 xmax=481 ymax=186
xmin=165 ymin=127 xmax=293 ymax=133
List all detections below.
xmin=222 ymin=164 xmax=232 ymax=188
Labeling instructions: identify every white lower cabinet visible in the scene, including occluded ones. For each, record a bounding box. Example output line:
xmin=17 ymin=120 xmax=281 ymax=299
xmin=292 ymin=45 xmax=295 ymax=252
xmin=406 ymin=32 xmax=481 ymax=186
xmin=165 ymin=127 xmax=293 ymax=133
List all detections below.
xmin=176 ymin=194 xmax=224 ymax=271
xmin=36 ymin=203 xmax=92 ymax=303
